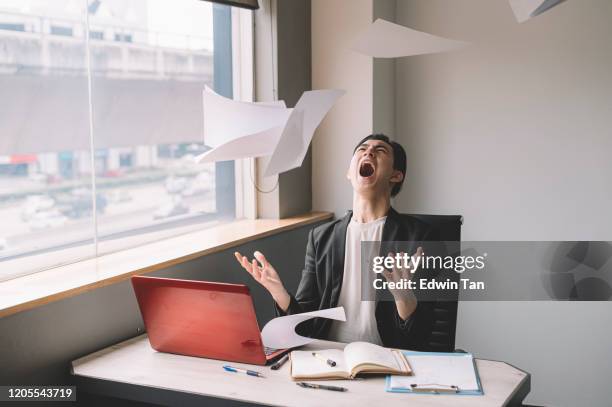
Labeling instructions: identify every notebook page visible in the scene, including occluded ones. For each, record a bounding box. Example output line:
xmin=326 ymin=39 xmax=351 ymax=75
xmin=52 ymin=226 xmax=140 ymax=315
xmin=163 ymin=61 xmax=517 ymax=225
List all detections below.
xmin=389 ymin=354 xmax=479 ymax=391
xmin=290 ymin=349 xmax=347 ymax=377
xmin=344 ymin=342 xmax=401 ymax=372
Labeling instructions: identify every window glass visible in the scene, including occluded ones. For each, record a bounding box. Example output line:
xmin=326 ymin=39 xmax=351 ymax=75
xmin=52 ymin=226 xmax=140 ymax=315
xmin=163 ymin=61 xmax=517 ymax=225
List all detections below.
xmin=0 ymin=0 xmax=238 ymax=279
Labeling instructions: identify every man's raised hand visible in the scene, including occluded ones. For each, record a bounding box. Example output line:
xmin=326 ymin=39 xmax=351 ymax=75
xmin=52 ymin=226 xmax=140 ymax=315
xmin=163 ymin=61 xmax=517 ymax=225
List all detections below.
xmin=382 ymin=247 xmax=423 ymax=320
xmin=234 ymin=250 xmax=290 ymax=311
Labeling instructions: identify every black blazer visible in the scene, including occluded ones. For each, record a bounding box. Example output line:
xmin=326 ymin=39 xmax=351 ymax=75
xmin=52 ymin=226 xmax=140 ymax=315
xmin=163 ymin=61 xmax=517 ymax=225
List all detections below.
xmin=277 ymin=207 xmax=440 ymax=350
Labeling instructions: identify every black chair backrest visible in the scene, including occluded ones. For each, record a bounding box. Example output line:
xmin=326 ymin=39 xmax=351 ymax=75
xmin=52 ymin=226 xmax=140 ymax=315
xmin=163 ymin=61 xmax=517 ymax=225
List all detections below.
xmin=407 ymin=214 xmax=463 ymax=352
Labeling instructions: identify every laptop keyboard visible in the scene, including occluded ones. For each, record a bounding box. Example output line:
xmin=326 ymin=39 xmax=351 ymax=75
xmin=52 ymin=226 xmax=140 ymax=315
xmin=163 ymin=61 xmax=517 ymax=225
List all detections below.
xmin=264 ymin=346 xmax=279 ymax=356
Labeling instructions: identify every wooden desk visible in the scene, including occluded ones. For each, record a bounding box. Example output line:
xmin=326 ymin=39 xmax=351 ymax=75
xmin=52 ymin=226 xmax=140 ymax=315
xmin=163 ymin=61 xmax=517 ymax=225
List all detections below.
xmin=71 ymin=335 xmax=530 ymax=407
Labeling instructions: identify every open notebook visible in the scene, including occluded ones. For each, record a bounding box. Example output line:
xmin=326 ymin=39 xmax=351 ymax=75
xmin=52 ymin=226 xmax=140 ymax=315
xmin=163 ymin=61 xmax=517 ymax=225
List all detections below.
xmin=290 ymin=342 xmax=412 ymax=380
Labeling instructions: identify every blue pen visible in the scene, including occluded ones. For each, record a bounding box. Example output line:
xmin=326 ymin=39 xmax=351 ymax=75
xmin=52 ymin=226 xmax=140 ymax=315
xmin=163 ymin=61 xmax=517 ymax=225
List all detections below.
xmin=223 ymin=365 xmax=265 ymax=378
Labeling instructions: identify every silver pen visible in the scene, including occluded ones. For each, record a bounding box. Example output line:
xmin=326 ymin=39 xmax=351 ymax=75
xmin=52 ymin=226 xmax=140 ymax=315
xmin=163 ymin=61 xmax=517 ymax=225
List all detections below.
xmin=297 ymin=382 xmax=347 ymax=392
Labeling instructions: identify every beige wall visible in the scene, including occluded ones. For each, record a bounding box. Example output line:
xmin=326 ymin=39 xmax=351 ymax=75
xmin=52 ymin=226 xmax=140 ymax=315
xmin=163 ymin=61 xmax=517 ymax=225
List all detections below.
xmin=393 ymin=1 xmax=612 ymax=406
xmin=394 ymin=0 xmax=612 ymax=241
xmin=311 ymin=0 xmax=374 ymax=218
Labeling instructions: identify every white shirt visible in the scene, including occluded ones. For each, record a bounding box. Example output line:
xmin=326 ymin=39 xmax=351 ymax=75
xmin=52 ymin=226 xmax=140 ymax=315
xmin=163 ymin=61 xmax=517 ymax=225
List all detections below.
xmin=327 ymin=216 xmax=386 ymax=345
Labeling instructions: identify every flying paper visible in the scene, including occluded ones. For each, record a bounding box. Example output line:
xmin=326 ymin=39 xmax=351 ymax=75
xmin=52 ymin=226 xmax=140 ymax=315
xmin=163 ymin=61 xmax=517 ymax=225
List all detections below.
xmin=351 ymin=18 xmax=468 ymax=58
xmin=197 ymin=87 xmax=344 ymax=176
xmin=261 ymin=307 xmax=346 ymax=349
xmin=264 ymin=89 xmax=345 ymax=177
xmin=509 ymin=0 xmax=567 ymax=23
xmin=201 ymin=86 xmax=291 ymax=149
xmin=195 ymin=127 xmax=283 ymax=163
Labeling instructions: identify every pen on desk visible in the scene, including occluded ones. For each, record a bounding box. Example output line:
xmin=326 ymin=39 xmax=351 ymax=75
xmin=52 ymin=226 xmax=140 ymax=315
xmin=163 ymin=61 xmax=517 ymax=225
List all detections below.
xmin=223 ymin=365 xmax=265 ymax=378
xmin=270 ymin=354 xmax=289 ymax=370
xmin=297 ymin=382 xmax=347 ymax=392
xmin=312 ymin=352 xmax=336 ymax=367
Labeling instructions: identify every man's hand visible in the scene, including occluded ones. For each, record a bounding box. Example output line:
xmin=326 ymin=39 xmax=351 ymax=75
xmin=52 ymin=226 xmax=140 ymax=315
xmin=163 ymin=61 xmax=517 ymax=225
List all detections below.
xmin=234 ymin=251 xmax=290 ymax=312
xmin=382 ymin=247 xmax=423 ymax=321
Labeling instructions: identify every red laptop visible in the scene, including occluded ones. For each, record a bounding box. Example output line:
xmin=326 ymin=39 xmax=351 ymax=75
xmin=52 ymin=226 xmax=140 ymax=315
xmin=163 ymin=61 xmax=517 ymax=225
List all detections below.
xmin=131 ymin=275 xmax=287 ymax=365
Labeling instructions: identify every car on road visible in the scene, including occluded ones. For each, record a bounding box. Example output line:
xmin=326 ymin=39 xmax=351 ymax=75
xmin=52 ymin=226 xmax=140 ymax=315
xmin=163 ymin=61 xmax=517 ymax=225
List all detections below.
xmin=21 ymin=195 xmax=56 ymax=221
xmin=28 ymin=210 xmax=68 ymax=230
xmin=106 ymin=189 xmax=132 ymax=204
xmin=56 ymin=189 xmax=107 ymax=219
xmin=153 ymin=198 xmax=189 ymax=220
xmin=28 ymin=173 xmax=48 ymax=183
xmin=181 ymin=173 xmax=212 ymax=197
xmin=165 ymin=176 xmax=188 ymax=194
xmin=28 ymin=173 xmax=62 ymax=184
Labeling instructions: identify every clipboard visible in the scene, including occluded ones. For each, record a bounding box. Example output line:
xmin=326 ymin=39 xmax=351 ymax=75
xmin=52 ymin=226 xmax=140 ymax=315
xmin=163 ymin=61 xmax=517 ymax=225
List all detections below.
xmin=385 ymin=351 xmax=484 ymax=396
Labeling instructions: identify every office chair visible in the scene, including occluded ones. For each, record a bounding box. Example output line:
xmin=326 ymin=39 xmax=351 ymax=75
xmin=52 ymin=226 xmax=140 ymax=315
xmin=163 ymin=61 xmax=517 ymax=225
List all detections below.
xmin=407 ymin=214 xmax=463 ymax=352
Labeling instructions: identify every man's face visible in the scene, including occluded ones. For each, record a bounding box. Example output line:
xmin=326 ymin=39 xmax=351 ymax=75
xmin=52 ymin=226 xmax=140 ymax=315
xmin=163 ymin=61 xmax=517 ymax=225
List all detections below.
xmin=347 ymin=139 xmax=404 ymax=196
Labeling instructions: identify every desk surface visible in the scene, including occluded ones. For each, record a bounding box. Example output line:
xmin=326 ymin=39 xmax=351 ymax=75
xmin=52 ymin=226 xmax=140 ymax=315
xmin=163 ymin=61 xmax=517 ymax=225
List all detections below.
xmin=72 ymin=335 xmax=529 ymax=407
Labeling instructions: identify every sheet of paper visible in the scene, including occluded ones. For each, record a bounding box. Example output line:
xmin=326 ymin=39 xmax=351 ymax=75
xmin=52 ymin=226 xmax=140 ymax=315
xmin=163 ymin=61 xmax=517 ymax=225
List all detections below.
xmin=509 ymin=0 xmax=567 ymax=23
xmin=202 ymin=86 xmax=291 ymax=148
xmin=263 ymin=110 xmax=304 ymax=176
xmin=264 ymin=89 xmax=345 ymax=177
xmin=389 ymin=353 xmax=480 ymax=392
xmin=194 ymin=126 xmax=283 ymax=163
xmin=351 ymin=19 xmax=468 ymax=58
xmin=261 ymin=307 xmax=346 ymax=349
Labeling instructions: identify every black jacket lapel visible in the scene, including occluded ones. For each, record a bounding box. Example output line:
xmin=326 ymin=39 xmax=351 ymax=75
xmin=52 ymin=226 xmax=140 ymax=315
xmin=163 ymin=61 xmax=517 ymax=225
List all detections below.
xmin=330 ymin=211 xmax=352 ymax=307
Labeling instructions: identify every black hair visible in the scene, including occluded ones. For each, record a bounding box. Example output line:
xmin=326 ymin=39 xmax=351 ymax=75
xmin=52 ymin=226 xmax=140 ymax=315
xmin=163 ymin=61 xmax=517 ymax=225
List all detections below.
xmin=353 ymin=134 xmax=406 ymax=197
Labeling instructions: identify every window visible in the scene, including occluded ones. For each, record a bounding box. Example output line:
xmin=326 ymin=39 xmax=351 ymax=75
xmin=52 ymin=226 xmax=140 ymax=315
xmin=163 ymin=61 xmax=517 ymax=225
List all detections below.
xmin=50 ymin=25 xmax=73 ymax=36
xmin=0 ymin=0 xmax=253 ymax=280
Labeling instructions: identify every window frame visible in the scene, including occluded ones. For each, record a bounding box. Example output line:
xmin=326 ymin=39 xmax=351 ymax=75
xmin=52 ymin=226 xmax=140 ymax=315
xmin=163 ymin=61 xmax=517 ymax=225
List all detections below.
xmin=231 ymin=6 xmax=257 ymax=220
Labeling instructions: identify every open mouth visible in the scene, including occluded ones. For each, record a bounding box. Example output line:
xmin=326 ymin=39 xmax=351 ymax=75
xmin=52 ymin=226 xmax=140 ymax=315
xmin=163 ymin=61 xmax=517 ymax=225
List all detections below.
xmin=359 ymin=161 xmax=375 ymax=178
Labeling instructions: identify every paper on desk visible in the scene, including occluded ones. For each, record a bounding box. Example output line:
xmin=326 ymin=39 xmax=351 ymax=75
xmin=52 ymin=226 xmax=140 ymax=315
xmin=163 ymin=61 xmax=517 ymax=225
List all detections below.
xmin=264 ymin=89 xmax=345 ymax=177
xmin=261 ymin=307 xmax=346 ymax=349
xmin=509 ymin=0 xmax=567 ymax=23
xmin=351 ymin=19 xmax=468 ymax=58
xmin=202 ymin=86 xmax=291 ymax=149
xmin=388 ymin=353 xmax=480 ymax=392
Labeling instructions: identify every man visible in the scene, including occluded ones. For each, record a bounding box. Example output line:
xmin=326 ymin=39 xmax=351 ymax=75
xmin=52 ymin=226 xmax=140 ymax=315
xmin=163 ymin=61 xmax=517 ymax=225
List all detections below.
xmin=234 ymin=134 xmax=438 ymax=350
